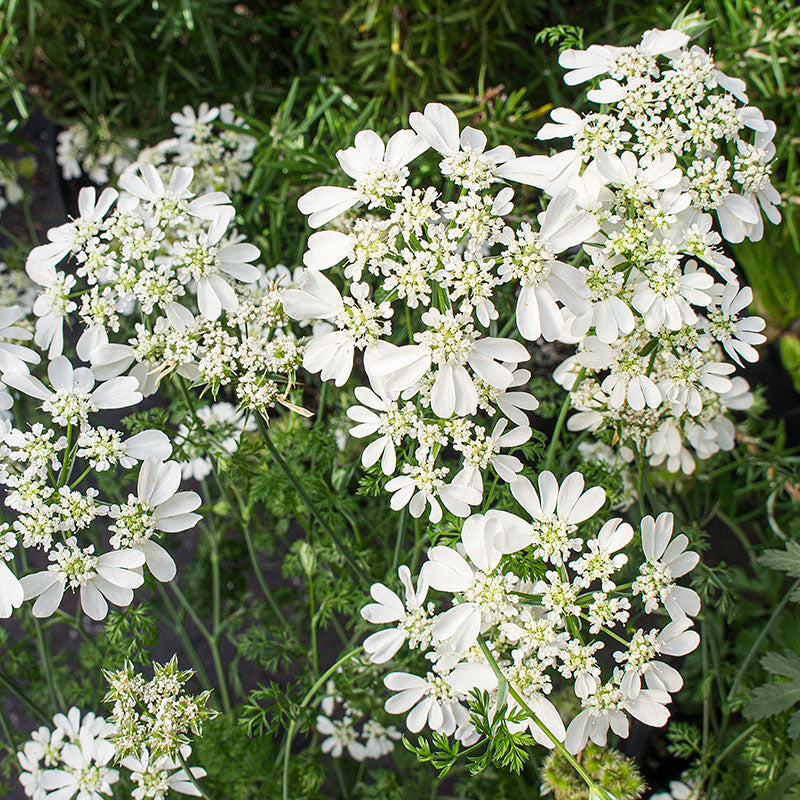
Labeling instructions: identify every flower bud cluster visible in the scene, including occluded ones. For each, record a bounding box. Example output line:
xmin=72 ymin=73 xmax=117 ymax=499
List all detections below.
xmin=103 ymin=657 xmax=216 ymax=761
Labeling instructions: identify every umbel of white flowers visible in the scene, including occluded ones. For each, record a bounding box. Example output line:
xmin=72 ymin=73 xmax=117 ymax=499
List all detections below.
xmin=362 ymin=471 xmax=700 ymax=755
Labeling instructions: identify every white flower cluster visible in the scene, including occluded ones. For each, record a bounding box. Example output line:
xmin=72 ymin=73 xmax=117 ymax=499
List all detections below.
xmin=134 ymin=102 xmax=257 ymax=195
xmin=56 ymin=103 xmax=255 ymax=196
xmin=362 ymin=471 xmax=700 ymax=754
xmin=0 ymin=351 xmax=201 ymax=619
xmin=514 ymin=29 xmax=777 ymax=474
xmin=24 ymin=166 xmax=301 ymax=415
xmin=17 ymin=706 xmax=206 ymax=800
xmin=315 ymin=679 xmax=402 ymax=762
xmin=285 ymin=103 xmax=604 ymax=521
xmin=56 ymin=120 xmax=139 ymax=184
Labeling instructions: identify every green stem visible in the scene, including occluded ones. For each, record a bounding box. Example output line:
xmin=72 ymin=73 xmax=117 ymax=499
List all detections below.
xmin=726 ymin=576 xmax=800 ymax=703
xmin=32 ymin=616 xmax=64 ymax=713
xmin=0 ymin=669 xmax=50 ymax=724
xmin=477 ymin=638 xmax=608 ymax=797
xmin=177 ymin=750 xmax=216 ymax=800
xmin=544 ymin=372 xmax=583 ymax=472
xmin=309 ymin=573 xmax=319 ymax=677
xmin=155 ymin=587 xmax=213 ymax=692
xmin=391 ymin=509 xmax=407 ymax=574
xmin=255 ymin=414 xmax=365 ymax=586
xmin=168 ymin=582 xmax=232 ymax=714
xmin=281 ymin=647 xmax=362 ymax=800
xmin=578 ymin=613 xmax=628 ymax=646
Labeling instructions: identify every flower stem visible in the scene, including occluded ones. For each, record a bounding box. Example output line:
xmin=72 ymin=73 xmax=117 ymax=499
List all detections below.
xmin=281 ymin=647 xmax=363 ymax=800
xmin=477 ymin=637 xmax=609 ymax=798
xmin=177 ymin=750 xmax=216 ymax=800
xmin=32 ymin=616 xmax=64 ymax=713
xmin=544 ymin=371 xmax=583 ymax=472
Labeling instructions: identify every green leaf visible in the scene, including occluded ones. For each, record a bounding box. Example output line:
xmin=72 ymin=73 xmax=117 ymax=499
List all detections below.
xmin=745 ymin=650 xmax=800 ymax=724
xmin=759 ymin=541 xmax=800 ymax=578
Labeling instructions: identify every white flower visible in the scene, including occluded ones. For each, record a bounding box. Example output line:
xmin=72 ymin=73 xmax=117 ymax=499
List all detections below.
xmin=38 ymin=726 xmax=118 ymax=800
xmin=565 ymin=683 xmax=672 ymax=753
xmin=701 ymin=281 xmax=765 ymax=365
xmin=26 ymin=187 xmax=118 ymax=273
xmin=119 ymin=164 xmax=233 ymax=224
xmin=633 ymin=512 xmax=700 ymax=619
xmin=576 ymin=337 xmax=663 ymax=411
xmin=453 ymin=418 xmax=531 ymax=494
xmin=615 ymin=616 xmax=700 ymax=699
xmin=632 ymin=263 xmax=713 ymax=333
xmin=383 ymin=663 xmax=494 ymax=736
xmin=109 ymin=457 xmax=202 ymax=582
xmin=171 ymin=102 xmax=220 ymax=138
xmin=178 ymin=215 xmax=261 ymax=320
xmin=346 ymin=387 xmax=415 ymax=475
xmin=498 ymin=190 xmax=596 ymax=342
xmin=298 ymin=129 xmax=426 ymax=227
xmin=366 ymin=309 xmax=529 ymax=418
xmin=384 ymin=460 xmax=481 ymax=523
xmin=570 ymin=518 xmax=634 ymax=591
xmin=316 ymin=715 xmax=365 ymax=760
xmin=567 ymin=251 xmax=634 ymax=344
xmin=421 ymin=512 xmax=520 ymax=652
xmin=660 ymin=350 xmax=734 ymax=416
xmin=4 ymin=356 xmax=142 ymax=425
xmin=360 ymin=719 xmax=401 ymax=758
xmin=20 ymin=538 xmax=145 ymax=620
xmin=122 ymin=747 xmax=207 ymax=799
xmin=508 ymin=471 xmax=606 ymax=565
xmin=0 ymin=559 xmax=23 ymax=618
xmin=362 ymin=564 xmax=432 ymax=663
xmin=0 ymin=304 xmax=40 ymax=375
xmin=283 ymin=271 xmax=392 ymax=387
xmin=409 ymin=103 xmax=514 ymax=190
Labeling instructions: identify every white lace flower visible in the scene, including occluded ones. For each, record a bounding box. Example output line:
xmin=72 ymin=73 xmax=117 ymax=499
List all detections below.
xmin=508 ymin=471 xmax=606 ymax=565
xmin=362 ymin=565 xmax=432 ymax=663
xmin=20 ymin=538 xmax=145 ymax=620
xmin=108 ymin=457 xmax=201 ymax=582
xmin=633 ymin=512 xmax=700 ymax=619
xmin=409 ymin=103 xmax=514 ymax=190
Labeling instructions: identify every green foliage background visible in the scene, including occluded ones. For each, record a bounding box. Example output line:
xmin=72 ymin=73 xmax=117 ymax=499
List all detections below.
xmin=1 ymin=2 xmax=800 ymax=799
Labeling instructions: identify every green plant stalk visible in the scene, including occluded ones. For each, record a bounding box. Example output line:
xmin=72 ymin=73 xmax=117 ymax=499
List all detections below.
xmin=0 ymin=669 xmax=50 ymax=724
xmin=177 ymin=750 xmax=216 ymax=800
xmin=168 ymin=582 xmax=232 ymax=715
xmin=727 ymin=575 xmax=800 ymax=704
xmin=281 ymin=647 xmax=363 ymax=800
xmin=544 ymin=370 xmax=584 ymax=472
xmin=208 ymin=464 xmax=288 ymax=625
xmin=32 ymin=615 xmax=64 ymax=713
xmin=477 ymin=638 xmax=610 ymax=798
xmin=309 ymin=572 xmax=319 ymax=677
xmin=155 ymin=586 xmax=213 ymax=692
